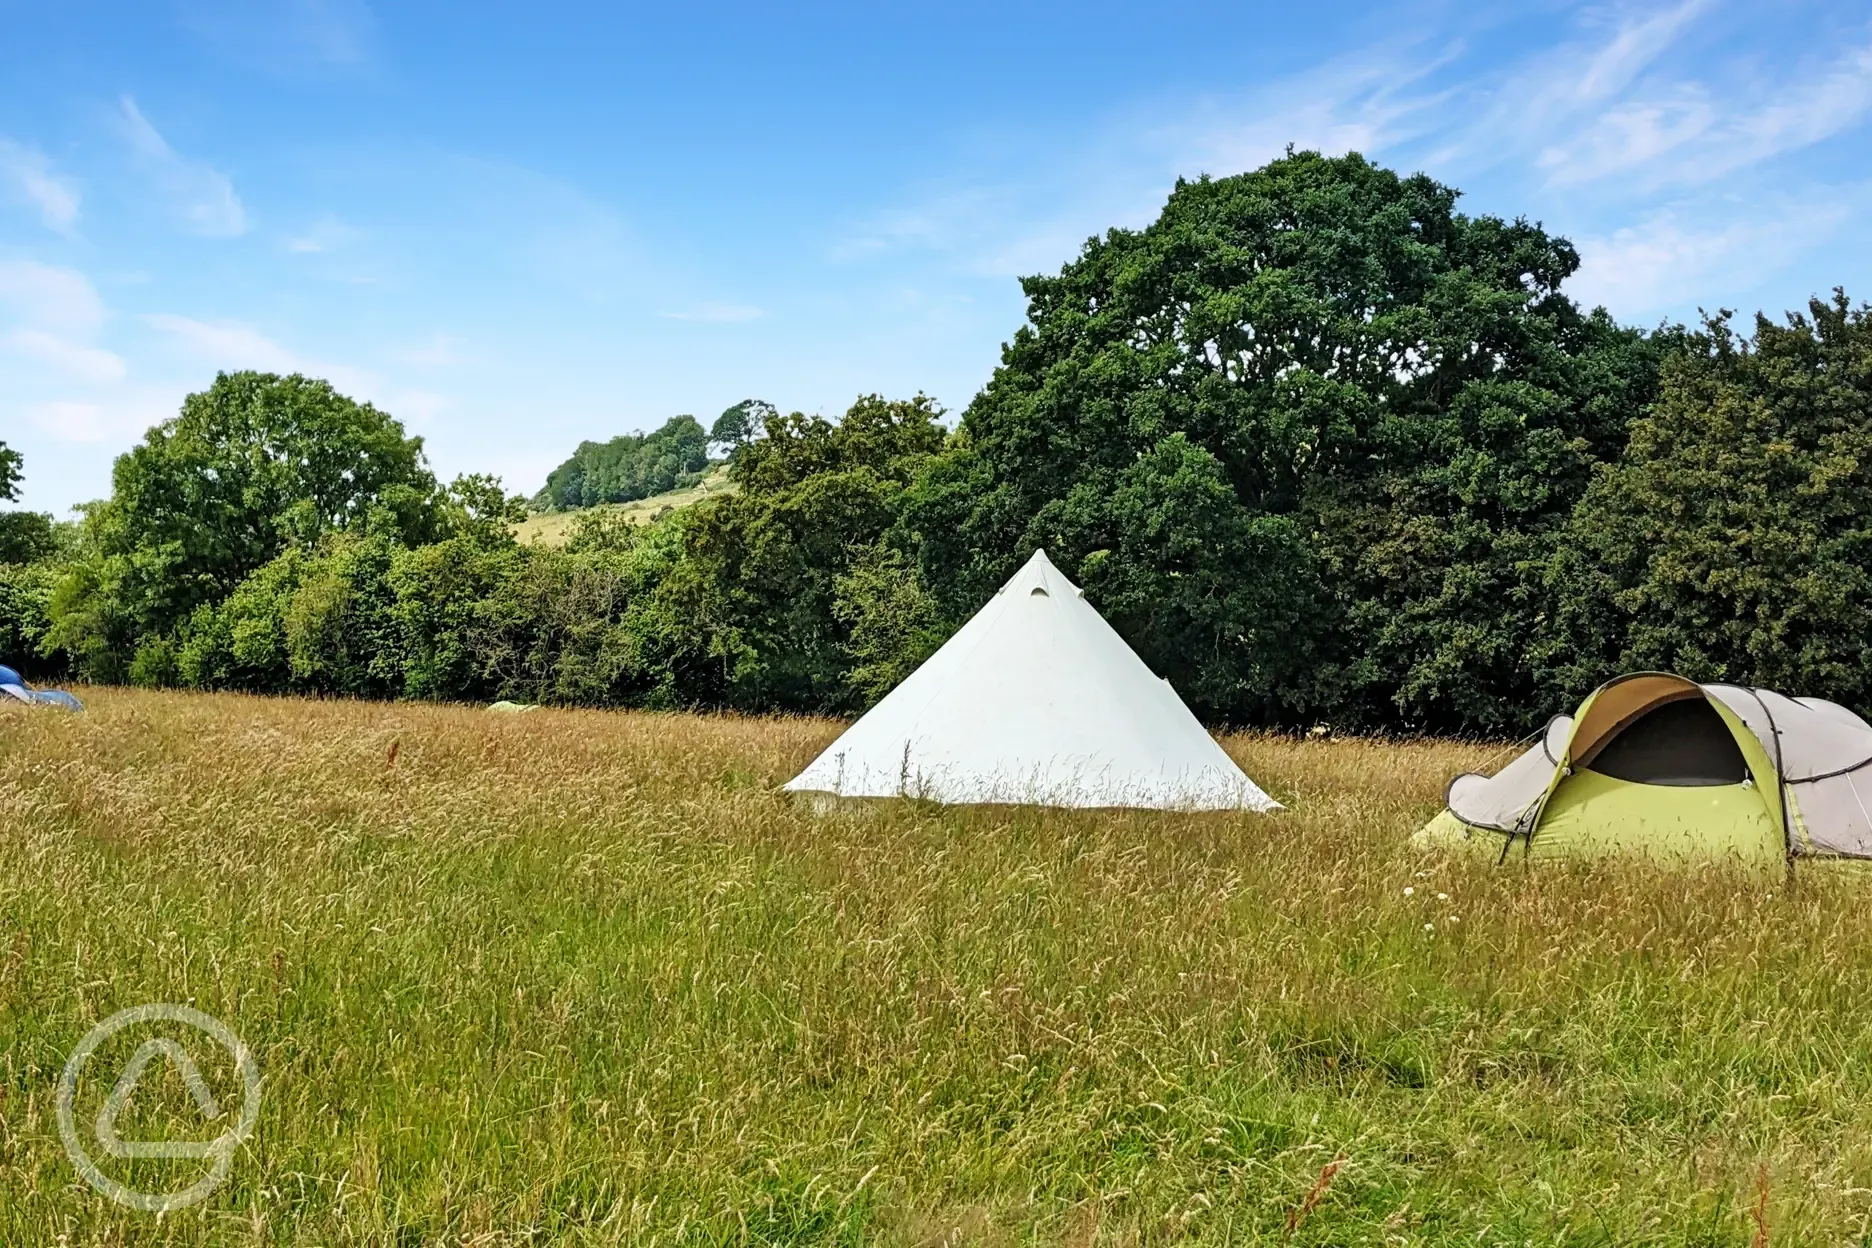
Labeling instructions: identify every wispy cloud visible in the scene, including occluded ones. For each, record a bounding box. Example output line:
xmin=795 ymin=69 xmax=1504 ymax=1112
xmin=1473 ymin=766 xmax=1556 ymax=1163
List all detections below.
xmin=832 ymin=0 xmax=1872 ymax=328
xmin=27 ymin=393 xmax=176 ymax=445
xmin=116 ymin=96 xmax=248 ymax=236
xmin=659 ymin=303 xmax=765 ymax=323
xmin=181 ymin=0 xmax=380 ymax=72
xmin=1570 ymin=0 xmax=1709 ymax=105
xmin=145 ymin=313 xmax=302 ymax=371
xmin=0 ymin=260 xmax=107 ymax=334
xmin=0 ymin=139 xmax=80 ymax=233
xmin=1568 ymin=197 xmax=1856 ymax=316
xmin=0 ymin=262 xmax=149 ymax=448
xmin=7 ymin=331 xmax=127 ymax=383
xmin=831 ymin=48 xmax=1448 ymax=279
xmin=1539 ymin=37 xmax=1872 ymax=188
xmin=286 ymin=214 xmax=360 ymax=253
xmin=143 ymin=313 xmax=452 ymax=428
xmin=1433 ymin=0 xmax=1710 ymax=177
xmin=0 ymin=260 xmax=127 ymax=383
xmin=281 ymin=0 xmax=378 ymax=65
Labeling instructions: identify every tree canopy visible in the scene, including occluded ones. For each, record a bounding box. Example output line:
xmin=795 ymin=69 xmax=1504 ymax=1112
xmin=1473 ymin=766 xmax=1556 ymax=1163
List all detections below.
xmin=0 ymin=440 xmax=19 ymax=503
xmin=1550 ymin=292 xmax=1872 ymax=705
xmin=669 ymin=394 xmax=948 ymax=711
xmin=709 ymin=399 xmax=775 ymax=458
xmin=18 ymin=152 xmax=1872 ymax=732
xmin=0 ymin=441 xmax=59 ymax=566
xmin=536 ymin=416 xmax=710 ymax=511
xmin=44 ymin=371 xmax=442 ymax=680
xmin=0 ymin=441 xmax=61 ymax=675
xmin=902 ymin=150 xmax=1666 ymax=731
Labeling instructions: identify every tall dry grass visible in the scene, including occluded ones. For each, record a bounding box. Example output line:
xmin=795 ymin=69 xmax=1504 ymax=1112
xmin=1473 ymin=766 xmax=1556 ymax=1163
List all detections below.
xmin=1 ymin=689 xmax=1869 ymax=1244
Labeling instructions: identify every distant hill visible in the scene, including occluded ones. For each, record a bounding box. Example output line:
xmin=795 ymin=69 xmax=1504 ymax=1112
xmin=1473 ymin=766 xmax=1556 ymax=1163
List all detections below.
xmin=533 ymin=415 xmax=709 ymax=511
xmin=514 ymin=463 xmax=736 ymax=545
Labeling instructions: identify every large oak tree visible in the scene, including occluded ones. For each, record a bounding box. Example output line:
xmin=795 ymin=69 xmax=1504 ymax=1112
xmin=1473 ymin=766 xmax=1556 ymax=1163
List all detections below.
xmin=903 ymin=150 xmax=1668 ymax=731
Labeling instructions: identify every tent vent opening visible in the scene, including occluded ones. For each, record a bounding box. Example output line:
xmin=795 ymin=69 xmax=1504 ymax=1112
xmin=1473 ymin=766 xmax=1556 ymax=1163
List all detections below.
xmin=1584 ymin=696 xmax=1749 ymax=787
xmin=1029 ymin=587 xmax=1049 ymax=597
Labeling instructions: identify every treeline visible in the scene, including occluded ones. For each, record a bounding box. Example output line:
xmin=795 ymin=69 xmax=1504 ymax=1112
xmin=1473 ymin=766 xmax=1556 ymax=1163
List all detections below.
xmin=5 ymin=151 xmax=1872 ymax=733
xmin=534 ymin=415 xmax=710 ymax=511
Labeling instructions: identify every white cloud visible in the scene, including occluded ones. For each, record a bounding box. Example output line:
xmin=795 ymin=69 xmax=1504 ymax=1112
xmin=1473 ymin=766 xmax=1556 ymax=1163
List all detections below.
xmin=144 ymin=313 xmax=302 ymax=371
xmin=1570 ymin=0 xmax=1710 ymax=104
xmin=25 ymin=390 xmax=178 ymax=446
xmin=182 ymin=0 xmax=380 ymax=72
xmin=0 ymin=260 xmax=126 ymax=382
xmin=832 ymin=50 xmax=1442 ymax=279
xmin=5 ymin=330 xmax=127 ymax=383
xmin=1538 ymin=88 xmax=1717 ymax=185
xmin=0 ymin=259 xmax=106 ymax=334
xmin=1532 ymin=25 xmax=1872 ymax=189
xmin=0 ymin=139 xmax=80 ymax=232
xmin=659 ymin=303 xmax=765 ymax=323
xmin=0 ymin=263 xmax=167 ymax=456
xmin=142 ymin=313 xmax=450 ymax=429
xmin=832 ymin=2 xmax=1872 ymax=305
xmin=1568 ymin=199 xmax=1855 ymax=317
xmin=1169 ymin=48 xmax=1455 ymax=177
xmin=1716 ymin=41 xmax=1872 ymax=173
xmin=286 ymin=214 xmax=359 ymax=253
xmin=1422 ymin=1 xmax=1712 ymax=183
xmin=146 ymin=312 xmax=373 ymax=395
xmin=283 ymin=0 xmax=378 ymax=65
xmin=116 ymin=96 xmax=248 ymax=237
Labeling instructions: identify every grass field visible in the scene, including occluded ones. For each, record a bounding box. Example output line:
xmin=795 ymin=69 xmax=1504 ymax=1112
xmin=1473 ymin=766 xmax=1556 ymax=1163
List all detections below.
xmin=3 ymin=690 xmax=1870 ymax=1244
xmin=515 ymin=468 xmax=737 ymax=546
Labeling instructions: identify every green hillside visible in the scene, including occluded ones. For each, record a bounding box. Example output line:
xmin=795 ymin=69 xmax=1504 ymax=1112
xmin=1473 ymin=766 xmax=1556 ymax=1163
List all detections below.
xmin=514 ymin=463 xmax=737 ymax=545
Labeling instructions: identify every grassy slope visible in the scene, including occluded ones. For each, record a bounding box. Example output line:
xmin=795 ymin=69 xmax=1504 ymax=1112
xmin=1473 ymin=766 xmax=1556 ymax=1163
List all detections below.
xmin=515 ymin=465 xmax=737 ymax=546
xmin=2 ymin=690 xmax=1868 ymax=1244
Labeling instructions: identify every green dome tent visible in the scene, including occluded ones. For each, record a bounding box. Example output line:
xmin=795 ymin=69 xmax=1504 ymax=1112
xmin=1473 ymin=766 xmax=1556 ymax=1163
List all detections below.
xmin=1416 ymin=673 xmax=1872 ymax=864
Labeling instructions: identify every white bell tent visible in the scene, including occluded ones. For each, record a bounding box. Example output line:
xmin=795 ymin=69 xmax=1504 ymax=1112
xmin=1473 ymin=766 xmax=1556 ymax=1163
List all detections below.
xmin=784 ymin=550 xmax=1278 ymax=811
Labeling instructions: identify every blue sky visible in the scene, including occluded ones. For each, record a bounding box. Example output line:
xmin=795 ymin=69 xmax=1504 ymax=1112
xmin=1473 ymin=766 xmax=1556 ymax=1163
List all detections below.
xmin=3 ymin=0 xmax=1870 ymax=514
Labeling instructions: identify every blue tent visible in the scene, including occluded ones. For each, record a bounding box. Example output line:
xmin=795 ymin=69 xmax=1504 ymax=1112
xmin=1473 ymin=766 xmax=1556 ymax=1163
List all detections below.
xmin=0 ymin=666 xmax=83 ymax=711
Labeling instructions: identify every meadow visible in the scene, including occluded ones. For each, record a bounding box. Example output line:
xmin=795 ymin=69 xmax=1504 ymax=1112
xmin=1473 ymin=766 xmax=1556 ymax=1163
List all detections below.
xmin=1 ymin=690 xmax=1870 ymax=1245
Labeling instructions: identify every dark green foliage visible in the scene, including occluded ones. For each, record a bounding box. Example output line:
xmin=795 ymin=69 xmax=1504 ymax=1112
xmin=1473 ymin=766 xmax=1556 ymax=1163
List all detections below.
xmin=672 ymin=394 xmax=948 ymax=712
xmin=0 ymin=444 xmax=71 ymax=677
xmin=1549 ymin=293 xmax=1872 ymax=705
xmin=176 ymin=535 xmax=405 ymax=696
xmin=0 ymin=441 xmax=67 ymax=568
xmin=834 ymin=544 xmax=949 ymax=705
xmin=0 ymin=512 xmax=60 ymax=565
xmin=471 ymin=516 xmax=696 ymax=706
xmin=23 ymin=155 xmax=1872 ymax=730
xmin=0 ymin=562 xmax=60 ymax=680
xmin=45 ymin=371 xmax=442 ymax=679
xmin=902 ymin=150 xmax=1667 ymax=731
xmin=169 ymin=477 xmax=529 ymax=700
xmin=537 ymin=416 xmax=710 ymax=510
xmin=0 ymin=440 xmax=19 ymax=502
xmin=710 ymin=399 xmax=775 ymax=458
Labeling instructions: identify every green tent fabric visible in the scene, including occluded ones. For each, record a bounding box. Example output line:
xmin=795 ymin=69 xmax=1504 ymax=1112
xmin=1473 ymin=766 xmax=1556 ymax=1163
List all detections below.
xmin=1415 ymin=672 xmax=1872 ymax=864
